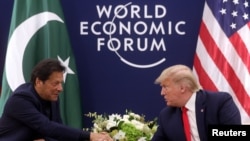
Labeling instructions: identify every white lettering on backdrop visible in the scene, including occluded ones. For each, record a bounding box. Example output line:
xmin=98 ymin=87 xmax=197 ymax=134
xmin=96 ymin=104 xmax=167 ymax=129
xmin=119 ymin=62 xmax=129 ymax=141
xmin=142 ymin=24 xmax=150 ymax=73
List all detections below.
xmin=80 ymin=2 xmax=186 ymax=68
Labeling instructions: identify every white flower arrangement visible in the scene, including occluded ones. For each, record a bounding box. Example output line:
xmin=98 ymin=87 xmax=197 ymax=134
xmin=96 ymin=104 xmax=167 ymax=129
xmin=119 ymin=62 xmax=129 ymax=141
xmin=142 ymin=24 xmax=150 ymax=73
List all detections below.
xmin=84 ymin=110 xmax=158 ymax=141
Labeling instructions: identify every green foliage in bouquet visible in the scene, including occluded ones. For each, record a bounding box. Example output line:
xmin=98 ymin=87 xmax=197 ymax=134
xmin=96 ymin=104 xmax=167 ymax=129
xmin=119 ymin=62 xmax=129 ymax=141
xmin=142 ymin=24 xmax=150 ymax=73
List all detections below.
xmin=84 ymin=110 xmax=158 ymax=141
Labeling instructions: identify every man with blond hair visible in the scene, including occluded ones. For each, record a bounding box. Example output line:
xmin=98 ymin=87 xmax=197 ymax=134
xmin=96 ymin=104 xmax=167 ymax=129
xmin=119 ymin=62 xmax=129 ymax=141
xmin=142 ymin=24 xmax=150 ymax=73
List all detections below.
xmin=151 ymin=64 xmax=241 ymax=141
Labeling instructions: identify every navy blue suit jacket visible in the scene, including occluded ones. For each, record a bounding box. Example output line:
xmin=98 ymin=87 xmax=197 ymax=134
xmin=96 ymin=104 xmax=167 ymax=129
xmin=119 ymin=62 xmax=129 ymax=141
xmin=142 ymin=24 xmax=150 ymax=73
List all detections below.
xmin=0 ymin=83 xmax=89 ymax=141
xmin=151 ymin=90 xmax=241 ymax=141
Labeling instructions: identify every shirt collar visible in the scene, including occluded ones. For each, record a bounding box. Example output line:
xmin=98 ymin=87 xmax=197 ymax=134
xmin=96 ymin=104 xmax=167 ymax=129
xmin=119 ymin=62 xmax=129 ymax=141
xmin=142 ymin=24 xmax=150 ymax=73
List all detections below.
xmin=185 ymin=92 xmax=196 ymax=111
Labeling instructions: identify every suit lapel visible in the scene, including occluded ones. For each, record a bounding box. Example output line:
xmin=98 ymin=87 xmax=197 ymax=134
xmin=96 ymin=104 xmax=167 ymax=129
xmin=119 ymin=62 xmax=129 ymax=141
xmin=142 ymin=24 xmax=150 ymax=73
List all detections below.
xmin=195 ymin=90 xmax=207 ymax=141
xmin=175 ymin=108 xmax=187 ymax=140
xmin=50 ymin=101 xmax=63 ymax=123
xmin=166 ymin=107 xmax=187 ymax=140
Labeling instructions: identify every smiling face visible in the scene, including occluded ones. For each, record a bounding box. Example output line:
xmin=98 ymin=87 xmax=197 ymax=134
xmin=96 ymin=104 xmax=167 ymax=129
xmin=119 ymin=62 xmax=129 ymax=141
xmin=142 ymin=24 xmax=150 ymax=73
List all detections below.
xmin=35 ymin=71 xmax=64 ymax=101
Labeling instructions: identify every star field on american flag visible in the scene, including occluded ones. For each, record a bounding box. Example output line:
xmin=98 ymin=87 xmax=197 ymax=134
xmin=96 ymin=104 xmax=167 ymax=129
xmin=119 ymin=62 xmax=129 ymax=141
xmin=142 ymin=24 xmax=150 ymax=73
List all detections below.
xmin=215 ymin=0 xmax=250 ymax=36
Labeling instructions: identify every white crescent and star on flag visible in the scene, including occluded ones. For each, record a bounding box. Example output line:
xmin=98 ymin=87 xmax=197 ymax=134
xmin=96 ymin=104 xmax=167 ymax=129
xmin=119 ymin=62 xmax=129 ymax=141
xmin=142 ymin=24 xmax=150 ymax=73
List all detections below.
xmin=5 ymin=11 xmax=74 ymax=91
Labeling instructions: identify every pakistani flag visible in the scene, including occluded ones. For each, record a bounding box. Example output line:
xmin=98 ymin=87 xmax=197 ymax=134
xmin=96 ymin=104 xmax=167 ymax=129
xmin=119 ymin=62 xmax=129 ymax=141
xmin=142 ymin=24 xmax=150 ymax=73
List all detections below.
xmin=0 ymin=0 xmax=83 ymax=128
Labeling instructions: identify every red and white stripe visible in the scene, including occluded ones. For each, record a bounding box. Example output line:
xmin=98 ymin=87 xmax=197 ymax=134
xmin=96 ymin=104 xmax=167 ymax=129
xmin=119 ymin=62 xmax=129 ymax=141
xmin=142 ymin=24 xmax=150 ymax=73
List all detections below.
xmin=193 ymin=2 xmax=250 ymax=124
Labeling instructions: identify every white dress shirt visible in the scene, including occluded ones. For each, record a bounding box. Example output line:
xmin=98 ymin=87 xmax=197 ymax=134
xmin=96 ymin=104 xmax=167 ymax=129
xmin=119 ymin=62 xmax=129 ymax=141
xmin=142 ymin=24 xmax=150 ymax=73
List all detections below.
xmin=185 ymin=93 xmax=200 ymax=141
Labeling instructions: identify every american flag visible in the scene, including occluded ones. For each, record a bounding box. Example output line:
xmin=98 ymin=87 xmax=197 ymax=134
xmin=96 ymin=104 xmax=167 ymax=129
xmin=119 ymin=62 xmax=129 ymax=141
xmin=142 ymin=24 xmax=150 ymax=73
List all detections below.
xmin=193 ymin=0 xmax=250 ymax=124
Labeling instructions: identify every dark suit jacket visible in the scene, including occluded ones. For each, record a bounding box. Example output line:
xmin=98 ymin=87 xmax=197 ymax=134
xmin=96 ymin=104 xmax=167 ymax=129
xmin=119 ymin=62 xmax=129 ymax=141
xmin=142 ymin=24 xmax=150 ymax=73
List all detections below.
xmin=151 ymin=90 xmax=241 ymax=141
xmin=0 ymin=83 xmax=89 ymax=141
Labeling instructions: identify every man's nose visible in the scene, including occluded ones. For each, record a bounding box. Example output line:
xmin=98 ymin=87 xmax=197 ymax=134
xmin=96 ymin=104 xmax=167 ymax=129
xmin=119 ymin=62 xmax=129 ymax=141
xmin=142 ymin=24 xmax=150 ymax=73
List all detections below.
xmin=57 ymin=83 xmax=63 ymax=92
xmin=160 ymin=88 xmax=165 ymax=96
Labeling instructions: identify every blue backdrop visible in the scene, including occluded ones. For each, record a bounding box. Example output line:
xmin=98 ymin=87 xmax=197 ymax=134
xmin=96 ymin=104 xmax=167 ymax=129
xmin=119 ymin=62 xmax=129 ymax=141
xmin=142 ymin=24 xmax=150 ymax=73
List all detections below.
xmin=0 ymin=0 xmax=205 ymax=127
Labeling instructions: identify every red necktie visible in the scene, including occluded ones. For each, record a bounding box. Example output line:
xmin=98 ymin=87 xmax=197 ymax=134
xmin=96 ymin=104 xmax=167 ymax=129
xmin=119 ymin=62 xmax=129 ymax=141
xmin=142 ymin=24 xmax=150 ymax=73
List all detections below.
xmin=182 ymin=107 xmax=191 ymax=141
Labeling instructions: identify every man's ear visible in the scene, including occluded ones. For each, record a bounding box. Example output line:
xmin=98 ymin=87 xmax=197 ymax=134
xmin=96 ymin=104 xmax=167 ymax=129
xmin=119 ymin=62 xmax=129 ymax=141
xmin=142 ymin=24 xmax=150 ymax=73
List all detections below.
xmin=180 ymin=83 xmax=187 ymax=93
xmin=35 ymin=78 xmax=42 ymax=86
